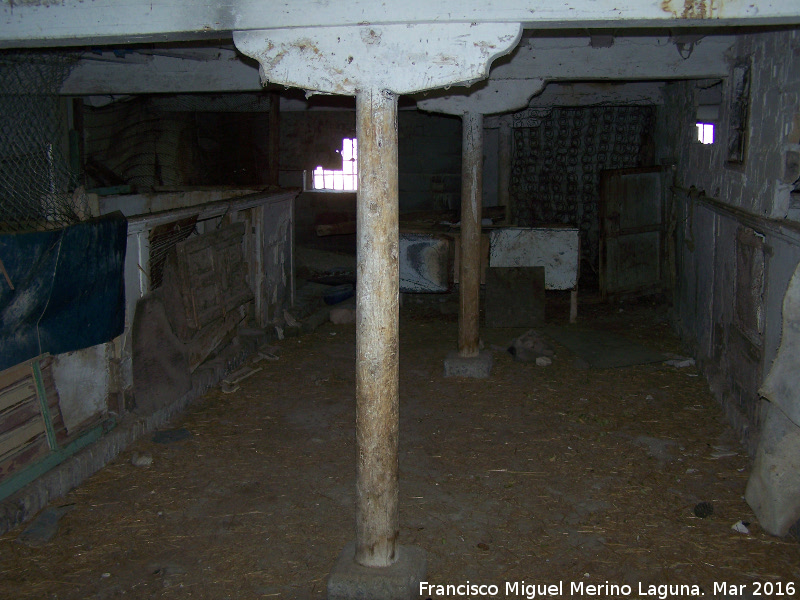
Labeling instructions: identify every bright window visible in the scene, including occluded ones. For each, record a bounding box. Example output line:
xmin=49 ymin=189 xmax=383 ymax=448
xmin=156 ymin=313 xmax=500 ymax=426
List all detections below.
xmin=312 ymin=138 xmax=358 ymax=191
xmin=696 ymin=122 xmax=715 ymax=145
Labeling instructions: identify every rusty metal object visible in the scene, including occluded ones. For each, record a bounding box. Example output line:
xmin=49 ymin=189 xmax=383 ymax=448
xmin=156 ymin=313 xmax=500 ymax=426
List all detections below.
xmin=354 ymin=88 xmax=400 ymax=568
xmin=458 ymin=111 xmax=483 ymax=358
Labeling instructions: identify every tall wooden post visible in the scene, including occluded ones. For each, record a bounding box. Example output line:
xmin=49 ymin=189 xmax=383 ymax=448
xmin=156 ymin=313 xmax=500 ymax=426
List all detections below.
xmin=458 ymin=111 xmax=483 ymax=358
xmin=354 ymin=88 xmax=400 ymax=568
xmin=234 ymin=21 xmax=524 ymax=594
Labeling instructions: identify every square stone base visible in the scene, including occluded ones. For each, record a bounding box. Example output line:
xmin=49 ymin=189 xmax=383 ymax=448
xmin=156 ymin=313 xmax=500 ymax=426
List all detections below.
xmin=443 ymin=350 xmax=493 ymax=378
xmin=327 ymin=542 xmax=427 ymax=600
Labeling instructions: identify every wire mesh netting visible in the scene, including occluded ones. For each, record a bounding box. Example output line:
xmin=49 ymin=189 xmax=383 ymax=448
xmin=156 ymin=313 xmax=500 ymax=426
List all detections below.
xmin=0 ymin=51 xmax=85 ymax=233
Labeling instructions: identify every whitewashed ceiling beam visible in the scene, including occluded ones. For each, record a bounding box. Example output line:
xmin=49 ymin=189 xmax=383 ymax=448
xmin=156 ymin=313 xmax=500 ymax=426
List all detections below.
xmin=1 ymin=0 xmax=800 ymax=48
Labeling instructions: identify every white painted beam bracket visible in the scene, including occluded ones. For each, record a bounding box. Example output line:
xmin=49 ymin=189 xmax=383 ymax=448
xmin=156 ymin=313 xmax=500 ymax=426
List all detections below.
xmin=234 ymin=23 xmax=522 ymax=96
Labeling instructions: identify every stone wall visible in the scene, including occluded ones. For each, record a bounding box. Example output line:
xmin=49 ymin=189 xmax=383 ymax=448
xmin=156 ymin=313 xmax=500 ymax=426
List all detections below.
xmin=660 ymin=28 xmax=800 ymax=454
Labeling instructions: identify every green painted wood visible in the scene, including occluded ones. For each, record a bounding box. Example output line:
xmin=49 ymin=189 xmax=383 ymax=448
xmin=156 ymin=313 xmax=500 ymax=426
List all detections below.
xmin=0 ymin=424 xmax=105 ymax=503
xmin=30 ymin=360 xmax=58 ymax=452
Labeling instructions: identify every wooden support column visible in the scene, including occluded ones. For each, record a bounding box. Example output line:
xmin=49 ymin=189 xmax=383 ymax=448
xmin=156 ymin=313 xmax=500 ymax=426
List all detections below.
xmin=418 ymin=80 xmax=542 ymax=369
xmin=234 ymin=23 xmax=524 ymax=592
xmin=498 ymin=115 xmax=512 ymax=224
xmin=458 ymin=111 xmax=483 ymax=358
xmin=354 ymin=88 xmax=400 ymax=568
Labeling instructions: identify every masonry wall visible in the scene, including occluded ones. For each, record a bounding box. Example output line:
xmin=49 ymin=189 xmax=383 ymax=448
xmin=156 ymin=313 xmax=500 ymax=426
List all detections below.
xmin=660 ymin=28 xmax=800 ymax=453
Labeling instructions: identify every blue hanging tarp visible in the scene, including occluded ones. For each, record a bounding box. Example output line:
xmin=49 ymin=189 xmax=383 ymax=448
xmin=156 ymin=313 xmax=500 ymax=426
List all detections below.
xmin=0 ymin=212 xmax=127 ymax=371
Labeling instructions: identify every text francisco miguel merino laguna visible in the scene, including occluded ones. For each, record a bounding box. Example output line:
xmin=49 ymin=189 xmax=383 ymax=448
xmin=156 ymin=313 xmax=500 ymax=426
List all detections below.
xmin=419 ymin=579 xmax=779 ymax=599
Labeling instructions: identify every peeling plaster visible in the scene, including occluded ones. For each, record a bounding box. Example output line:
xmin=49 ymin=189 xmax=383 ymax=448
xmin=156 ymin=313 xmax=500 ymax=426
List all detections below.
xmin=661 ymin=0 xmax=716 ymax=19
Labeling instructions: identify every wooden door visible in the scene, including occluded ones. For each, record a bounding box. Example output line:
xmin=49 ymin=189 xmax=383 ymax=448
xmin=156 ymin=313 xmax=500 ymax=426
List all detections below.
xmin=599 ymin=166 xmax=668 ymax=299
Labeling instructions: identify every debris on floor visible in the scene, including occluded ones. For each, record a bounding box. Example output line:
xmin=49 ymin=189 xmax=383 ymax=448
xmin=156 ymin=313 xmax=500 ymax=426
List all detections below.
xmin=16 ymin=505 xmax=74 ymax=547
xmin=664 ymin=355 xmax=697 ymax=368
xmin=330 ymin=307 xmax=356 ymax=324
xmin=130 ymin=452 xmax=153 ymax=467
xmin=151 ymin=427 xmax=193 ymax=444
xmin=283 ymin=309 xmax=300 ymax=327
xmin=252 ymin=345 xmax=280 ymax=363
xmin=221 ymin=381 xmax=239 ymax=394
xmin=632 ymin=434 xmax=677 ymax=463
xmin=507 ymin=328 xmax=554 ymax=363
xmin=223 ymin=364 xmax=262 ymax=386
xmin=709 ymin=446 xmax=738 ymax=459
xmin=732 ymin=520 xmax=751 ymax=534
xmin=693 ymin=501 xmax=714 ymax=518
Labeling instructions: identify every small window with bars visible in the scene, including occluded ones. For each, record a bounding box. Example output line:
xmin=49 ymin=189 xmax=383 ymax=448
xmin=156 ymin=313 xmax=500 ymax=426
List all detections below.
xmin=696 ymin=122 xmax=715 ymax=145
xmin=312 ymin=138 xmax=357 ymax=191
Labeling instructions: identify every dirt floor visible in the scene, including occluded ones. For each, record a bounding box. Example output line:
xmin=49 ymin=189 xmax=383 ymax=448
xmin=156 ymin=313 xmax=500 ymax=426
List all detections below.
xmin=1 ymin=293 xmax=799 ymax=599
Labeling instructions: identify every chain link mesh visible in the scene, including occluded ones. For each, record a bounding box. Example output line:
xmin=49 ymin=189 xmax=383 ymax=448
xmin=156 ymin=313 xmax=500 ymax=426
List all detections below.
xmin=0 ymin=51 xmax=85 ymax=233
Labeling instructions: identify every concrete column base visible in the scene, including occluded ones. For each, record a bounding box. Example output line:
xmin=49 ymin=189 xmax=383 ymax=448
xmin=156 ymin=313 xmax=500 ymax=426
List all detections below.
xmin=327 ymin=542 xmax=427 ymax=600
xmin=443 ymin=350 xmax=493 ymax=378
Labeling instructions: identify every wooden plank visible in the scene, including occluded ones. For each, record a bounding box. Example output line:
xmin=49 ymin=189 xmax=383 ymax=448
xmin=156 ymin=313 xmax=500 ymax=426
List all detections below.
xmin=31 ymin=360 xmax=58 ymax=451
xmin=0 ymin=401 xmax=42 ymax=437
xmin=42 ymin=379 xmax=67 ymax=435
xmin=174 ymin=237 xmax=200 ymax=330
xmin=174 ymin=222 xmax=252 ymax=331
xmin=0 ymin=362 xmax=33 ymax=393
xmin=0 ymin=417 xmax=45 ymax=459
xmin=0 ymin=435 xmax=49 ymax=482
xmin=186 ymin=304 xmax=248 ymax=372
xmin=0 ymin=379 xmax=37 ymax=413
xmin=0 ymin=425 xmax=105 ymax=499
